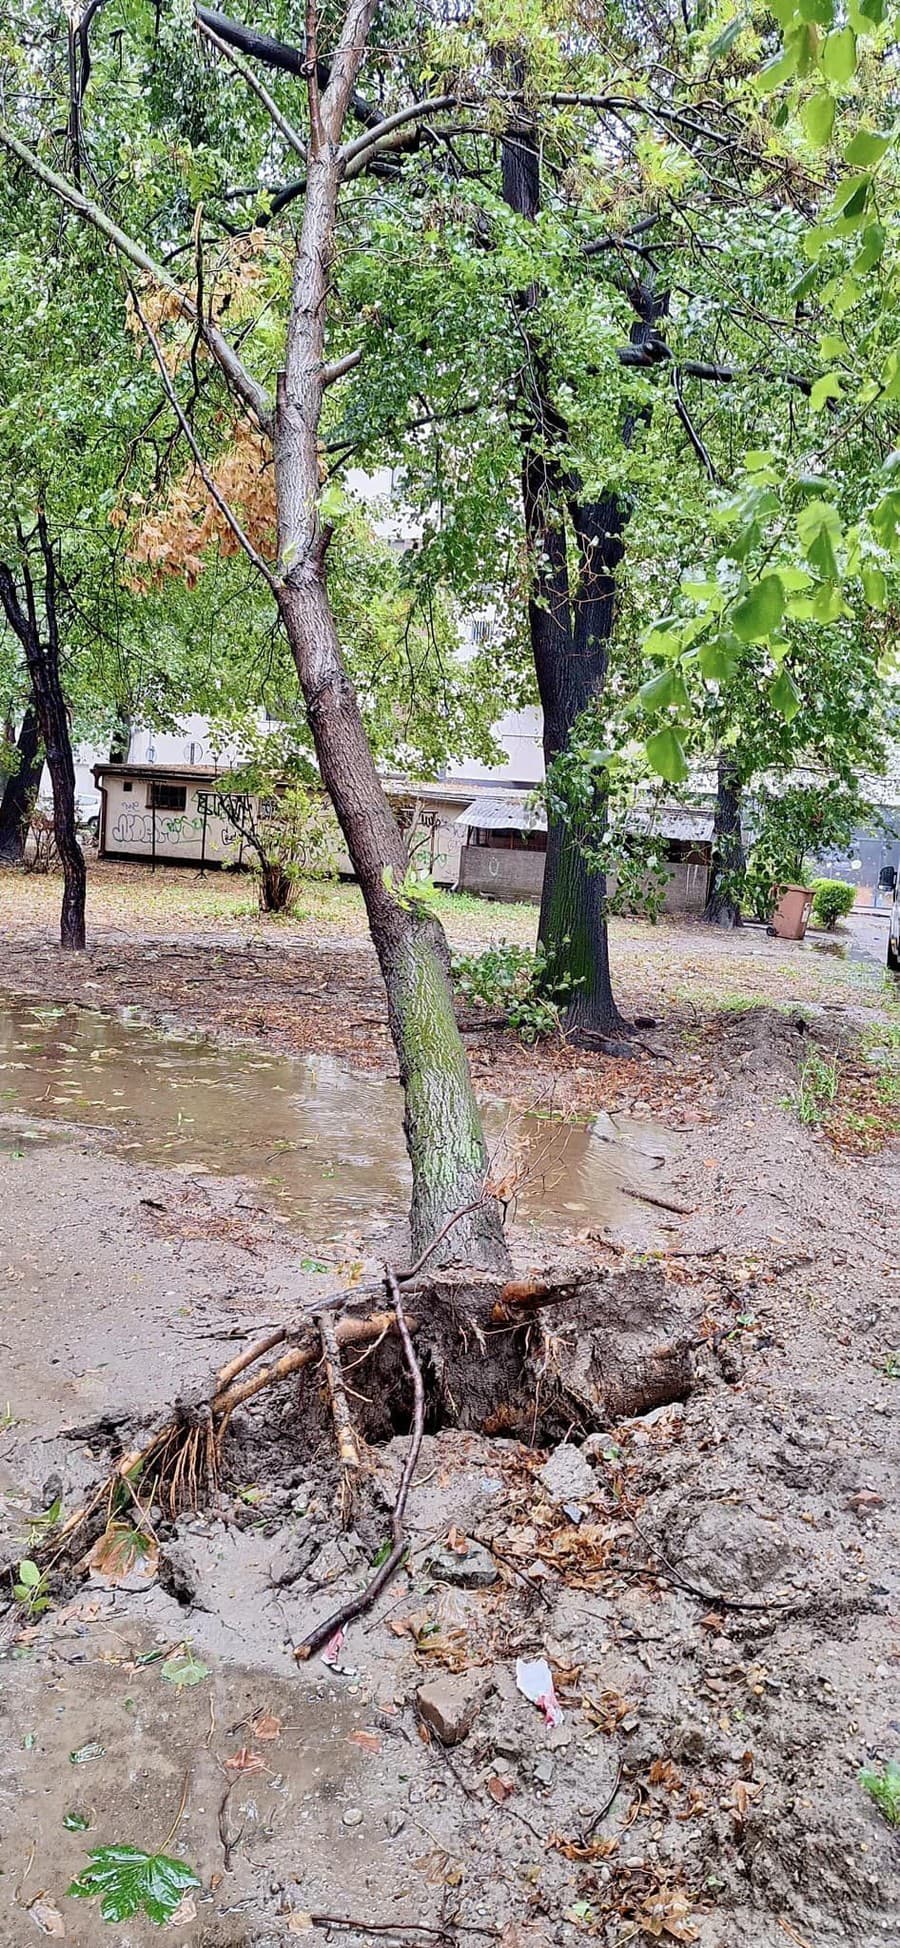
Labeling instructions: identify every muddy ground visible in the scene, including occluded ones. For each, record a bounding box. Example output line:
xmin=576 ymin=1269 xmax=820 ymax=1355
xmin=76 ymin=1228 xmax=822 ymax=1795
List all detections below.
xmin=0 ymin=864 xmax=898 ymax=1947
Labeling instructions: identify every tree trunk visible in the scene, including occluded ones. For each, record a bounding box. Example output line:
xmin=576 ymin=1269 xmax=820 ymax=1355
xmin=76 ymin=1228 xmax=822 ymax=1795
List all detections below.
xmin=703 ymin=753 xmax=744 ymax=927
xmin=0 ymin=540 xmax=86 ymax=950
xmin=0 ymin=704 xmax=42 ymax=863
xmin=108 ymin=708 xmax=131 ymax=763
xmin=502 ymin=105 xmax=626 ymax=1039
xmin=272 ymin=19 xmax=508 ymax=1272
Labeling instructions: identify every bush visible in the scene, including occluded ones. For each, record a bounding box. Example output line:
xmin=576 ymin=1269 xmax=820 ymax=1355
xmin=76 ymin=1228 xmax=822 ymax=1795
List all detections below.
xmin=810 ymin=878 xmax=856 ymax=928
xmin=451 ymin=940 xmax=574 ymax=1044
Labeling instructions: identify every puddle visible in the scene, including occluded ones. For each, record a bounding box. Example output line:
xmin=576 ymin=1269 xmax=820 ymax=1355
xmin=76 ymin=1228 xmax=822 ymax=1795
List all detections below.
xmin=0 ymin=996 xmax=671 ymax=1244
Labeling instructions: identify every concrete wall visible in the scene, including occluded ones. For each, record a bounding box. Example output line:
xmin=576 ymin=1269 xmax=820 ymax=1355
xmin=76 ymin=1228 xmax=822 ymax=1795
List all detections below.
xmin=100 ymin=776 xmax=250 ymax=865
xmin=458 ymin=846 xmax=710 ymax=912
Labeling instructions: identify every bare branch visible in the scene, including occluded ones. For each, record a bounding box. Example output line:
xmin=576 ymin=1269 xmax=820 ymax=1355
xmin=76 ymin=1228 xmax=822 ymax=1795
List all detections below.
xmin=0 ymin=122 xmax=273 ymax=433
xmin=194 ymin=4 xmax=382 ymax=128
xmin=128 ymin=284 xmax=280 ymax=596
xmin=197 ymin=16 xmax=307 ymax=159
xmin=319 ymin=0 xmax=380 ymax=144
xmin=322 ymin=348 xmax=362 ymax=386
xmin=338 ymin=94 xmax=458 ymax=170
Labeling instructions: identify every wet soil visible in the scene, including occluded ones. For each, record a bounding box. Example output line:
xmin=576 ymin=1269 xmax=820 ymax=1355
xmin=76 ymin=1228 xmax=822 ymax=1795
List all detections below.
xmin=0 ymin=893 xmax=898 ymax=1946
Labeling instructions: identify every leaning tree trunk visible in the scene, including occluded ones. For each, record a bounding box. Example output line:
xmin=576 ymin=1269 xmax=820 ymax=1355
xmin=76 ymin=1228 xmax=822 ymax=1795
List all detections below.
xmin=0 ymin=704 xmax=42 ymax=863
xmin=0 ymin=543 xmax=86 ymax=950
xmin=273 ymin=27 xmax=508 ymax=1273
xmin=703 ymin=753 xmax=744 ymax=927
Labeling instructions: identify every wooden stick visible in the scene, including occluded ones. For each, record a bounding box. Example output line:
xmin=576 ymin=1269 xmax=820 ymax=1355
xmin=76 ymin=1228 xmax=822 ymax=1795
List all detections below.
xmin=215 ymin=1327 xmax=289 ymax=1391
xmin=295 ymin=1271 xmax=425 ymax=1661
xmin=317 ymin=1311 xmax=361 ymax=1472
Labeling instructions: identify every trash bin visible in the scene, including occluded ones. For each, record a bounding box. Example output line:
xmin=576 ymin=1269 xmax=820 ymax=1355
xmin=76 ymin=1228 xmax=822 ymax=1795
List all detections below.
xmin=770 ymin=884 xmax=814 ymax=940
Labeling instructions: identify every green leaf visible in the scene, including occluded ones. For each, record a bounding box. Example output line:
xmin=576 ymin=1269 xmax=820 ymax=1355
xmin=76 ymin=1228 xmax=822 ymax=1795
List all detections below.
xmin=810 ymin=372 xmax=842 ymax=411
xmin=637 ymin=668 xmax=688 ymax=713
xmin=68 ymin=1845 xmax=201 ymax=1926
xmin=698 ymin=637 xmax=740 ymax=682
xmin=822 ymin=25 xmax=857 ymax=81
xmin=802 ymin=92 xmax=835 ymax=147
xmin=797 ymin=498 xmax=843 ymax=578
xmin=17 ymin=1559 xmax=40 ymax=1588
xmin=853 ymin=222 xmax=885 ymax=272
xmin=843 ymin=128 xmax=892 ymax=166
xmin=645 ymin=726 xmax=689 ymax=785
xmin=871 ymin=490 xmax=900 ymax=550
xmin=708 ymin=13 xmax=747 ymax=60
xmin=771 ymin=669 xmax=802 ymax=721
xmin=160 ymin=1649 xmax=210 ymax=1689
xmin=862 ymin=565 xmax=887 ymax=608
xmin=732 ymin=575 xmax=785 ymax=641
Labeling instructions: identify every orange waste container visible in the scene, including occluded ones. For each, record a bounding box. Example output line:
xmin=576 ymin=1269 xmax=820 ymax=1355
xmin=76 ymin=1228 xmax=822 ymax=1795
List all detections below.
xmin=770 ymin=885 xmax=814 ymax=940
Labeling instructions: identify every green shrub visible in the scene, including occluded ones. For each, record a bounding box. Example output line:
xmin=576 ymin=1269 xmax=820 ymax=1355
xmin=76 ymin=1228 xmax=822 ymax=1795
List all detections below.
xmin=860 ymin=1761 xmax=900 ymax=1827
xmin=451 ymin=940 xmax=575 ymax=1043
xmin=810 ymin=878 xmax=856 ymax=928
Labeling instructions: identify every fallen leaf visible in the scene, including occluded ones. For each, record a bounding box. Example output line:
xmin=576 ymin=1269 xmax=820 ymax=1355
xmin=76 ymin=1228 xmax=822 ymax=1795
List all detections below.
xmin=348 ymin=1730 xmax=381 ymax=1754
xmin=223 ymin=1746 xmax=266 ymax=1774
xmin=160 ymin=1650 xmax=209 ymax=1689
xmin=251 ymin=1711 xmax=282 ymax=1742
xmin=446 ymin=1526 xmax=469 ymax=1554
xmin=549 ymin=1831 xmax=618 ymax=1861
xmin=88 ymin=1523 xmax=158 ymax=1592
xmin=649 ymin=1758 xmax=682 ymax=1792
xmin=27 ymin=1895 xmax=65 ymax=1936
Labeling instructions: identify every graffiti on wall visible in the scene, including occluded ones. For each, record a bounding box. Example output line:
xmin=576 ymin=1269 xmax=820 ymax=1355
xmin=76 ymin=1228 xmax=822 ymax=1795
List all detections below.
xmin=109 ymin=803 xmax=241 ymax=852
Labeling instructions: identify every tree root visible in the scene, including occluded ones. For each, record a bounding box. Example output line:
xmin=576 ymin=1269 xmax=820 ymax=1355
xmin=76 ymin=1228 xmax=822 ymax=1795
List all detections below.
xmin=20 ymin=1264 xmax=697 ymax=1595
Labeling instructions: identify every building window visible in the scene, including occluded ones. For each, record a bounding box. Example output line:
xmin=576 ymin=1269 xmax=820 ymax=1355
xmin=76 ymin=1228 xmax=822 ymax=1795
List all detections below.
xmin=123 ymin=781 xmax=133 ymax=794
xmin=148 ymin=781 xmax=187 ymax=812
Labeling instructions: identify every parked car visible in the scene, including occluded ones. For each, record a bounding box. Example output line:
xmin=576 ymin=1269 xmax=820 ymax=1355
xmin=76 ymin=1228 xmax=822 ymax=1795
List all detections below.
xmin=889 ymin=875 xmax=900 ymax=973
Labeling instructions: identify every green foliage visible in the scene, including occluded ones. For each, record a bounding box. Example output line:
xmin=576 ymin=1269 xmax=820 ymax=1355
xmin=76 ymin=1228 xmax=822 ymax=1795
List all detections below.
xmin=13 ymin=1557 xmax=50 ymax=1616
xmin=810 ymin=877 xmax=856 ymax=927
xmin=159 ymin=1647 xmax=210 ymax=1689
xmin=68 ymin=1845 xmax=201 ymax=1925
xmin=745 ymin=784 xmax=866 ymax=916
xmin=859 ymin=1761 xmax=900 ymax=1827
xmin=790 ymin=1050 xmax=839 ymax=1127
xmin=451 ymin=940 xmax=574 ymax=1043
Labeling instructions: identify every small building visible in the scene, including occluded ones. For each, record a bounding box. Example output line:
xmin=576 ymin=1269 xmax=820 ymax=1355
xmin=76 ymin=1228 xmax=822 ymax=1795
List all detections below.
xmin=93 ymin=763 xmax=258 ymax=867
xmin=457 ymin=795 xmax=715 ymax=912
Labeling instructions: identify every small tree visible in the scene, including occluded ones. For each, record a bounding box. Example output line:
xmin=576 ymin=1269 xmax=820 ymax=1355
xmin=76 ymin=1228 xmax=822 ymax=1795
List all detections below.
xmin=744 ymin=783 xmax=866 ymax=922
xmin=213 ymin=723 xmax=339 ymax=913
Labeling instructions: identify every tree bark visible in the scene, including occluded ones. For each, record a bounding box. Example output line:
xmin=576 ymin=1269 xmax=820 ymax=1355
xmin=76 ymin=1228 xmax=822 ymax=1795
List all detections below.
xmin=0 ymin=532 xmax=86 ymax=950
xmin=108 ymin=707 xmax=131 ymax=762
xmin=272 ymin=6 xmax=508 ymax=1272
xmin=0 ymin=704 xmax=42 ymax=863
xmin=703 ymin=752 xmax=744 ymax=927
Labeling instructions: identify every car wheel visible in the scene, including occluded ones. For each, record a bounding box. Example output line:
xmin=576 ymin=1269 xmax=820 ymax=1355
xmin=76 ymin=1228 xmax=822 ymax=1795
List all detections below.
xmin=888 ymin=935 xmax=900 ymax=973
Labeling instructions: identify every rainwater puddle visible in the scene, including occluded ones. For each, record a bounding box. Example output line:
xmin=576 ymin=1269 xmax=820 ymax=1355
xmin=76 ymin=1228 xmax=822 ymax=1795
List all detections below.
xmin=0 ymin=996 xmax=671 ymax=1243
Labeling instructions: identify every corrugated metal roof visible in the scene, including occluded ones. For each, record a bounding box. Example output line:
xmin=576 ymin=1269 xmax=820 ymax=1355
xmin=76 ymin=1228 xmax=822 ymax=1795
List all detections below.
xmin=456 ymin=796 xmax=714 ymax=843
xmin=456 ymin=794 xmax=545 ymax=832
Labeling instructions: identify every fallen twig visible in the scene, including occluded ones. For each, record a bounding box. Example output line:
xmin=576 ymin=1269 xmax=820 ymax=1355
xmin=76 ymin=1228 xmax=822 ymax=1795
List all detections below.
xmin=307 ymin=1917 xmax=502 ymax=1941
xmin=622 ymin=1185 xmax=694 ymax=1216
xmin=295 ymin=1268 xmax=425 ymax=1661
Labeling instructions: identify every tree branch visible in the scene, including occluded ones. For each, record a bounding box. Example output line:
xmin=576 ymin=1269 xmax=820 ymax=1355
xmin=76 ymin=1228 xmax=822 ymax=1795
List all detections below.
xmin=197 ymin=16 xmax=307 ymax=159
xmin=338 ymin=94 xmax=458 ymax=169
xmin=0 ymin=123 xmax=273 ymax=433
xmin=322 ymin=348 xmax=362 ymax=386
xmin=194 ymin=4 xmax=382 ymax=127
xmin=128 ymin=284 xmax=280 ymax=596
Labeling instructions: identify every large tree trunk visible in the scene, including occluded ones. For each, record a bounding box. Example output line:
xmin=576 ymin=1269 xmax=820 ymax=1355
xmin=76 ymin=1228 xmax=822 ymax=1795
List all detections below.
xmin=108 ymin=707 xmax=131 ymax=763
xmin=273 ymin=18 xmax=508 ymax=1272
xmin=0 ymin=536 xmax=86 ymax=950
xmin=0 ymin=704 xmax=42 ymax=863
xmin=502 ymin=107 xmax=625 ymax=1039
xmin=703 ymin=752 xmax=744 ymax=927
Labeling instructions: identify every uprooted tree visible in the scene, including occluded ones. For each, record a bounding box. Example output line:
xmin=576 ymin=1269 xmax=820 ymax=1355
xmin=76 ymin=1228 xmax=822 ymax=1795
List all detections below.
xmin=0 ymin=0 xmax=515 ymax=1266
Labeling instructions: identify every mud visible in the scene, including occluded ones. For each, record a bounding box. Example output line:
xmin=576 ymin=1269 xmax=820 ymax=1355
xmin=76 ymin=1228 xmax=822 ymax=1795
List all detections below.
xmin=0 ymin=954 xmax=898 ymax=1945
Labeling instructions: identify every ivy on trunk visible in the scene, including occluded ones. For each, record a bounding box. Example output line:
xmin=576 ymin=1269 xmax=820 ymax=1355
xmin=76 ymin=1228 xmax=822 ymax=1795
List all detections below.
xmin=0 ymin=703 xmax=42 ymax=864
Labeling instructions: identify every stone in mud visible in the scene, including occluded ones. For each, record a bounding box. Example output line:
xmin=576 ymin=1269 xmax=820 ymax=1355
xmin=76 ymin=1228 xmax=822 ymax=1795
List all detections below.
xmin=417 ymin=1675 xmax=483 ymax=1746
xmin=268 ymin=1522 xmax=316 ymax=1587
xmin=426 ymin=1538 xmax=498 ymax=1588
xmin=307 ymin=1533 xmax=363 ymax=1588
xmin=538 ymin=1443 xmax=597 ymax=1505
